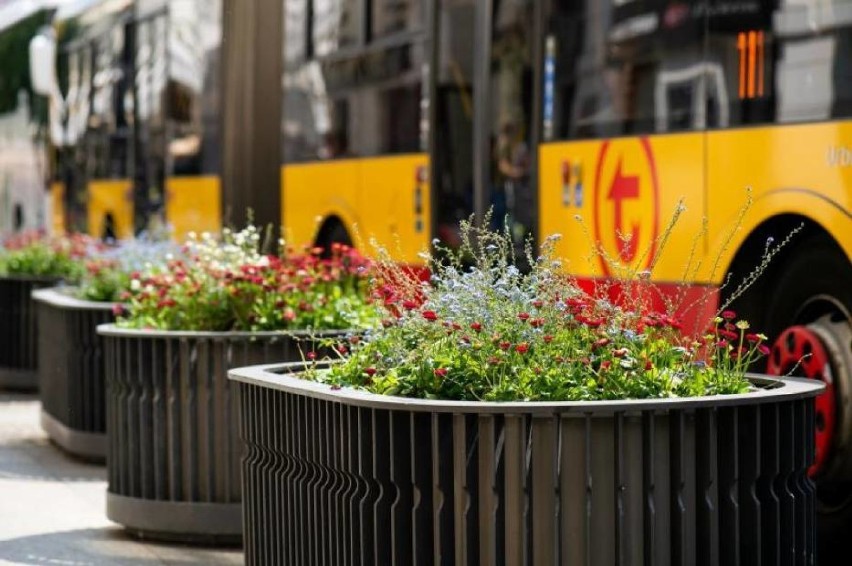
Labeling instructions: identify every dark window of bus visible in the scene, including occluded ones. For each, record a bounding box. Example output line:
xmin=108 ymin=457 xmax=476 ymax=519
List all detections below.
xmin=89 ymin=29 xmax=129 ymax=178
xmin=284 ymin=9 xmax=425 ymax=162
xmin=166 ymin=3 xmax=220 ymax=176
xmin=705 ymin=1 xmax=775 ymax=127
xmin=543 ymin=1 xmax=707 ymax=141
xmin=767 ymin=1 xmax=852 ymax=123
xmin=371 ymin=0 xmax=423 ymax=38
xmin=313 ymin=0 xmax=361 ymax=57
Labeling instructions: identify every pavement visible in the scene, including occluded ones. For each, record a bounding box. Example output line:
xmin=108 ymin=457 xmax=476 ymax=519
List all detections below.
xmin=0 ymin=393 xmax=243 ymax=566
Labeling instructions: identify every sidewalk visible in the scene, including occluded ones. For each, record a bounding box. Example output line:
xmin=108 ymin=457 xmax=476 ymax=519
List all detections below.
xmin=0 ymin=393 xmax=243 ymax=565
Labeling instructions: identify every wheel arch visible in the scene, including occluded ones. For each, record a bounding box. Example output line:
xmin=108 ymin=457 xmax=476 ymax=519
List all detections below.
xmin=313 ymin=215 xmax=353 ymax=250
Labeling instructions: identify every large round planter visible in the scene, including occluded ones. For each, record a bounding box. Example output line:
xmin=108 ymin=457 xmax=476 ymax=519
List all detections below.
xmin=0 ymin=275 xmax=63 ymax=390
xmin=229 ymin=362 xmax=824 ymax=566
xmin=98 ymin=325 xmax=342 ymax=543
xmin=33 ymin=288 xmax=116 ymax=461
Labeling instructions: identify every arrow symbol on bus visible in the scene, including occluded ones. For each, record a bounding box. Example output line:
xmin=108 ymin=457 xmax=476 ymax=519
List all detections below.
xmin=607 ymin=157 xmax=640 ymax=263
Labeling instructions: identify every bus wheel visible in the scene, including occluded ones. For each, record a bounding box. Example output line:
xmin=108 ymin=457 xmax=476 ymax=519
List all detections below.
xmin=763 ymin=237 xmax=852 ymax=545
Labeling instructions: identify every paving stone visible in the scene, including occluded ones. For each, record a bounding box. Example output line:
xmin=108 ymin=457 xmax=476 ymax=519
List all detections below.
xmin=0 ymin=394 xmax=243 ymax=566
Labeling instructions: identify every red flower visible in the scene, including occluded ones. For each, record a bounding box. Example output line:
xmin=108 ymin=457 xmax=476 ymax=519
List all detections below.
xmin=592 ymin=338 xmax=611 ymax=351
xmin=422 ymin=310 xmax=438 ymax=321
xmin=470 ymin=322 xmax=482 ymax=333
xmin=402 ymin=300 xmax=418 ymax=310
xmin=722 ymin=310 xmax=737 ymax=320
xmin=719 ymin=329 xmax=738 ymax=341
xmin=612 ymin=348 xmax=628 ymax=358
xmin=543 ymin=335 xmax=554 ymax=343
xmin=600 ymin=360 xmax=612 ymax=370
xmin=306 ymin=351 xmax=317 ymax=361
xmin=499 ymin=341 xmax=511 ymax=351
xmin=644 ymin=359 xmax=653 ymax=371
xmin=530 ymin=318 xmax=544 ymax=328
xmin=364 ymin=367 xmax=377 ymax=377
xmin=515 ymin=342 xmax=530 ymax=354
xmin=758 ymin=344 xmax=771 ymax=356
xmin=111 ymin=304 xmax=126 ymax=317
xmin=335 ymin=344 xmax=349 ymax=355
xmin=532 ymin=300 xmax=543 ymax=308
xmin=434 ymin=368 xmax=448 ymax=378
xmin=517 ymin=313 xmax=530 ymax=321
xmin=746 ymin=333 xmax=760 ymax=343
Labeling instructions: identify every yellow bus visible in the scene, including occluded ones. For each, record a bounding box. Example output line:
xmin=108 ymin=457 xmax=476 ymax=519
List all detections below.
xmin=35 ymin=0 xmax=222 ymax=240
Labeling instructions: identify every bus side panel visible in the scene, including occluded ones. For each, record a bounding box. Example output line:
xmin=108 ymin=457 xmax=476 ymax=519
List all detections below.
xmin=50 ymin=182 xmax=65 ymax=235
xmin=358 ymin=154 xmax=430 ymax=265
xmin=165 ymin=176 xmax=222 ymax=241
xmin=707 ymin=122 xmax=852 ymax=279
xmin=281 ymin=160 xmax=361 ymax=250
xmin=539 ymin=133 xmax=706 ymax=283
xmin=87 ymin=179 xmax=133 ymax=239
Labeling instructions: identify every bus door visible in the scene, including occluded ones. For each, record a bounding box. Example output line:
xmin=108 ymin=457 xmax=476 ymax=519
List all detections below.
xmin=82 ymin=17 xmax=134 ymax=239
xmin=537 ymin=1 xmax=709 ymax=321
xmin=132 ymin=9 xmax=169 ymax=235
xmin=434 ymin=0 xmax=538 ymax=248
xmin=431 ymin=0 xmax=476 ymax=246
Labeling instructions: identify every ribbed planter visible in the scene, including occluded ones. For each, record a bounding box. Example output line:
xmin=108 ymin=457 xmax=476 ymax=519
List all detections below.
xmin=33 ymin=288 xmax=116 ymax=461
xmin=0 ymin=275 xmax=63 ymax=390
xmin=230 ymin=362 xmax=824 ymax=566
xmin=98 ymin=325 xmax=341 ymax=543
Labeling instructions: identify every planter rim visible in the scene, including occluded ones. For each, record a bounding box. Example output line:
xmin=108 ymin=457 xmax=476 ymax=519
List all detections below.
xmin=97 ymin=322 xmax=350 ymax=339
xmin=0 ymin=273 xmax=64 ymax=283
xmin=229 ymin=361 xmax=825 ymax=414
xmin=32 ymin=287 xmax=117 ymax=311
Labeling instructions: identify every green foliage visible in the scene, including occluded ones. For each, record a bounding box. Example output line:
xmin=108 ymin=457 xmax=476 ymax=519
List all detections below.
xmin=0 ymin=232 xmax=90 ymax=280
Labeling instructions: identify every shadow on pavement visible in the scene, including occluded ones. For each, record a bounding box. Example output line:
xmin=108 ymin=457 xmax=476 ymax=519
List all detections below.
xmin=0 ymin=528 xmax=243 ymax=565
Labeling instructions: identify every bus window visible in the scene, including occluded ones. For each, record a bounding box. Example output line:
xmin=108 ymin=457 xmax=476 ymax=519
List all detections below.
xmin=372 ymin=0 xmax=424 ymax=38
xmin=313 ymin=0 xmax=362 ymax=57
xmin=433 ymin=0 xmax=475 ymax=244
xmin=544 ymin=0 xmax=707 ymax=141
xmin=773 ymin=1 xmax=852 ymax=122
xmin=705 ymin=1 xmax=775 ymax=127
xmin=491 ymin=0 xmax=534 ymax=238
xmin=283 ymin=36 xmax=425 ymax=162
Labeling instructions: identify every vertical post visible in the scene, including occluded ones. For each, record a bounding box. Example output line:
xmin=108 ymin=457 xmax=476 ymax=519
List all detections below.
xmin=472 ymin=0 xmax=493 ymax=227
xmin=221 ymin=0 xmax=283 ymax=230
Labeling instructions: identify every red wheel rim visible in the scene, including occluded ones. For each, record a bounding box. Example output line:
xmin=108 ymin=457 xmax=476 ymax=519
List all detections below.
xmin=767 ymin=326 xmax=836 ymax=476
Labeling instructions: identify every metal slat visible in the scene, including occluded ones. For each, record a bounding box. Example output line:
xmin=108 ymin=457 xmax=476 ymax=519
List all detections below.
xmin=696 ymin=408 xmax=719 ymax=566
xmin=560 ymin=415 xmax=587 ymax=566
xmin=531 ymin=415 xmax=557 ymax=565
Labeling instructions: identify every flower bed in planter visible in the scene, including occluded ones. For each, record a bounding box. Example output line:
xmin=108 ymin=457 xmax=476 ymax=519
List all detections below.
xmin=98 ymin=225 xmax=380 ymax=542
xmin=33 ymin=288 xmax=116 ymax=461
xmin=0 ymin=233 xmax=93 ymax=390
xmin=231 ymin=362 xmax=822 ymax=565
xmin=99 ymin=327 xmax=340 ymax=542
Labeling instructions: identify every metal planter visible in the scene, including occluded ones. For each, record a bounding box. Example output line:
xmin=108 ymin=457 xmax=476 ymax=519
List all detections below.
xmin=229 ymin=362 xmax=824 ymax=566
xmin=98 ymin=325 xmax=341 ymax=543
xmin=33 ymin=288 xmax=116 ymax=461
xmin=0 ymin=275 xmax=62 ymax=390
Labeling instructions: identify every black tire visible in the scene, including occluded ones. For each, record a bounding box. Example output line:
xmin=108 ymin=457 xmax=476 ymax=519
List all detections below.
xmin=759 ymin=235 xmax=852 ymax=559
xmin=763 ymin=235 xmax=852 ymax=340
